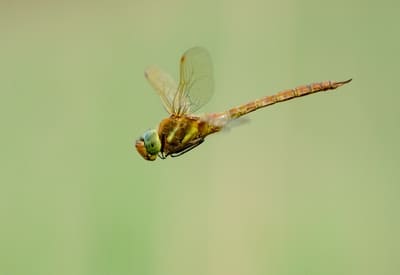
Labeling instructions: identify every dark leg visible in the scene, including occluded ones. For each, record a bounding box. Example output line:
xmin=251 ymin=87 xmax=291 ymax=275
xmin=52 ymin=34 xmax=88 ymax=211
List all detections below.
xmin=170 ymin=138 xmax=205 ymax=158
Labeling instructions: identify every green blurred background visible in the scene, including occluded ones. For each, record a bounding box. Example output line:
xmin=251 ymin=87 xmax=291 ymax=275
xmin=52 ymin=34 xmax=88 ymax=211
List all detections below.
xmin=1 ymin=0 xmax=399 ymax=274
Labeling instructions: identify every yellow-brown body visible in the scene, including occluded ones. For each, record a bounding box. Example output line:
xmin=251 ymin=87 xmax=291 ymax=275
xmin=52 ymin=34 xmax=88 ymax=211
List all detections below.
xmin=157 ymin=79 xmax=352 ymax=158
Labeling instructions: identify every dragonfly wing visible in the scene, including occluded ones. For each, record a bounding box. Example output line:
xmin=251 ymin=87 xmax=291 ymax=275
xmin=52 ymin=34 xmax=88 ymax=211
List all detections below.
xmin=145 ymin=65 xmax=178 ymax=114
xmin=173 ymin=47 xmax=214 ymax=114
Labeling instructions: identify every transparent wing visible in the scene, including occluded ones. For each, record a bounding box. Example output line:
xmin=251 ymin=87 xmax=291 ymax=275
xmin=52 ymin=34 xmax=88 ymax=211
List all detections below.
xmin=173 ymin=47 xmax=214 ymax=114
xmin=145 ymin=65 xmax=178 ymax=114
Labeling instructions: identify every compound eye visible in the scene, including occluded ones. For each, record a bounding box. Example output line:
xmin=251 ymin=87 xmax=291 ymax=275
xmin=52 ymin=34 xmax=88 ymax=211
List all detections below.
xmin=143 ymin=129 xmax=161 ymax=155
xmin=135 ymin=129 xmax=161 ymax=161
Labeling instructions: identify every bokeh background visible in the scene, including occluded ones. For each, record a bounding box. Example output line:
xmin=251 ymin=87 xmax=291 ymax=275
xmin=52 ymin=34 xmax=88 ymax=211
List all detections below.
xmin=1 ymin=0 xmax=399 ymax=274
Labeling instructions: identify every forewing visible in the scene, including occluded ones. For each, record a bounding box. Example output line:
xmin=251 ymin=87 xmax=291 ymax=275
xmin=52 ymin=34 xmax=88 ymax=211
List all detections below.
xmin=173 ymin=47 xmax=214 ymax=114
xmin=145 ymin=65 xmax=177 ymax=114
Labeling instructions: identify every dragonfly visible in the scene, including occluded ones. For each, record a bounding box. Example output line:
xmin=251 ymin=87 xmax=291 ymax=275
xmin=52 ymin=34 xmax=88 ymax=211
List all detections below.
xmin=135 ymin=47 xmax=351 ymax=161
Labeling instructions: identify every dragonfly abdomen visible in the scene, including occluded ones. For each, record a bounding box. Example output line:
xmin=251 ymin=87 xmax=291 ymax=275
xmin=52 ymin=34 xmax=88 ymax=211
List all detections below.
xmin=227 ymin=79 xmax=352 ymax=120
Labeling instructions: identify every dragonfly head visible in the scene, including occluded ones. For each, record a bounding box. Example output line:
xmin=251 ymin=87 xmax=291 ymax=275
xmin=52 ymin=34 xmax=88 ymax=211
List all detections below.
xmin=135 ymin=129 xmax=161 ymax=161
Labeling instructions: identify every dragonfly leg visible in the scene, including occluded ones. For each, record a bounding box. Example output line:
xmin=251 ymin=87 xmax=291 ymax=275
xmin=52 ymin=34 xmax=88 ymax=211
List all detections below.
xmin=170 ymin=138 xmax=205 ymax=158
xmin=158 ymin=152 xmax=166 ymax=159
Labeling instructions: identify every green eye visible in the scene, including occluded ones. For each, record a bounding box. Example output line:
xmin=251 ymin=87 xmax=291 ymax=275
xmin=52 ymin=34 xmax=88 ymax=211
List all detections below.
xmin=143 ymin=129 xmax=161 ymax=155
